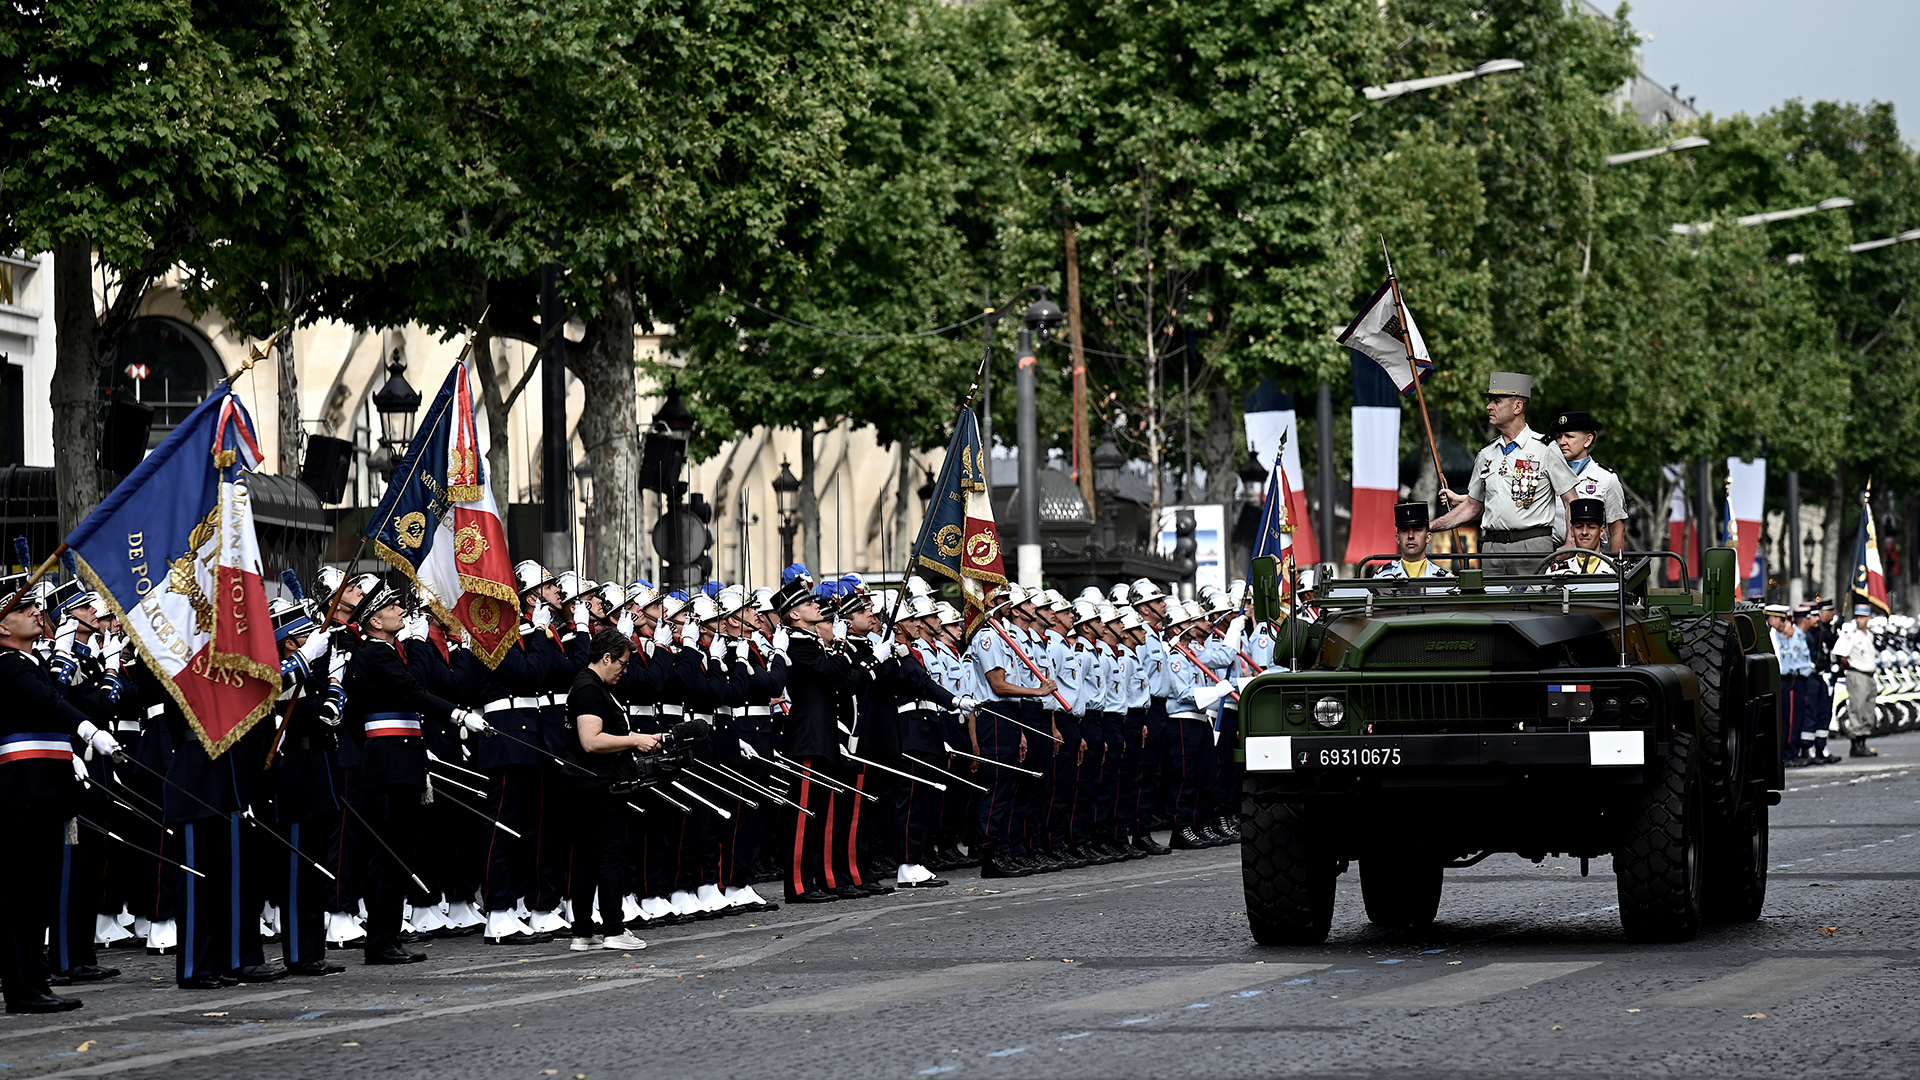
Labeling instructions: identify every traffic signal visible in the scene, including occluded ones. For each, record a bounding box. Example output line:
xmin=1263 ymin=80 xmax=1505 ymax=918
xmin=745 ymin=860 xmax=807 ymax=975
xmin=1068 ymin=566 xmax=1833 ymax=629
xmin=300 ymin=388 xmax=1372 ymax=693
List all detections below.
xmin=1173 ymin=508 xmax=1198 ymax=577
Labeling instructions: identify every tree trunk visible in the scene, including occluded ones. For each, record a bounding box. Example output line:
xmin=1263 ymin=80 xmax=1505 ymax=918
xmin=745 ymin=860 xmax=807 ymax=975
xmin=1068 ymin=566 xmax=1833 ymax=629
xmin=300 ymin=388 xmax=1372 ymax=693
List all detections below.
xmin=1823 ymin=462 xmax=1846 ymax=599
xmin=799 ymin=427 xmax=822 ymax=573
xmin=895 ymin=442 xmax=915 ymax=573
xmin=574 ymin=268 xmax=641 ymax=584
xmin=51 ymin=238 xmax=103 ymax=535
xmin=276 ymin=336 xmax=300 ymax=475
xmin=465 ymin=267 xmax=514 ymax=514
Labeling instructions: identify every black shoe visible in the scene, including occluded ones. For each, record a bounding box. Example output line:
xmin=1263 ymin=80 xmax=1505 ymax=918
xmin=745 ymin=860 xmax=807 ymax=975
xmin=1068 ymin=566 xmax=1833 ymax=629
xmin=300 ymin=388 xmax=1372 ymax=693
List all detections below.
xmin=980 ymin=856 xmax=1032 ymax=879
xmin=60 ymin=965 xmax=120 ymax=982
xmin=6 ymin=992 xmax=82 ymax=1013
xmin=860 ymin=881 xmax=896 ymax=896
xmin=1058 ymin=847 xmax=1091 ymax=869
xmin=235 ymin=964 xmax=288 ymax=983
xmin=1196 ymin=825 xmax=1230 ymax=847
xmin=788 ymin=890 xmax=840 ymax=904
xmin=898 ymin=875 xmax=949 ymax=889
xmin=287 ymin=959 xmax=346 ymax=976
xmin=1106 ymin=839 xmax=1143 ymax=861
xmin=1850 ymin=739 xmax=1879 ymax=758
xmin=48 ymin=973 xmax=70 ymax=987
xmin=177 ymin=974 xmax=227 ymax=989
xmin=398 ymin=930 xmax=430 ymax=944
xmin=1131 ymin=834 xmax=1171 ymax=856
xmin=364 ymin=945 xmax=428 ymax=965
xmin=1171 ymin=826 xmax=1212 ymax=850
xmin=828 ymin=886 xmax=865 ymax=900
xmin=1214 ymin=817 xmax=1241 ymax=841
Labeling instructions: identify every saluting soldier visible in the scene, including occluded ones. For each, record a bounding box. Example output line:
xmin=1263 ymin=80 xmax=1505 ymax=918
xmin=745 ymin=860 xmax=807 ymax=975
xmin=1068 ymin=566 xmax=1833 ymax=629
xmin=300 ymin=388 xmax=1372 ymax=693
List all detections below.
xmin=1432 ymin=371 xmax=1580 ymax=575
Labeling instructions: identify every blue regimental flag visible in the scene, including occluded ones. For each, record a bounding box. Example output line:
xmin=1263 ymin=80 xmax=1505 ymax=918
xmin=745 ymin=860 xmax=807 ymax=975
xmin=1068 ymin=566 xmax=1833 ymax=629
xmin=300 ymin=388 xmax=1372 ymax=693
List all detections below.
xmin=66 ymin=388 xmax=281 ymax=756
xmin=363 ymin=362 xmax=519 ymax=667
xmin=910 ymin=406 xmax=1006 ymax=632
xmin=1249 ymin=430 xmax=1297 ymax=594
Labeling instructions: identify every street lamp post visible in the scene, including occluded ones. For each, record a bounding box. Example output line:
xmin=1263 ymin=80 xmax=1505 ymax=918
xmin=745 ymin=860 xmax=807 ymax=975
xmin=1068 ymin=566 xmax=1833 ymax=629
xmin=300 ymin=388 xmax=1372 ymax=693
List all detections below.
xmin=1605 ymin=135 xmax=1709 ymax=167
xmin=772 ymin=458 xmax=801 ymax=569
xmin=1673 ymin=196 xmax=1854 ymax=236
xmin=1013 ymin=292 xmax=1064 ymax=588
xmin=1092 ymin=438 xmax=1124 ymax=551
xmin=370 ymin=348 xmax=422 ymax=480
xmin=1362 ymin=58 xmax=1525 ymax=103
xmin=1788 ymin=228 xmax=1920 ymax=265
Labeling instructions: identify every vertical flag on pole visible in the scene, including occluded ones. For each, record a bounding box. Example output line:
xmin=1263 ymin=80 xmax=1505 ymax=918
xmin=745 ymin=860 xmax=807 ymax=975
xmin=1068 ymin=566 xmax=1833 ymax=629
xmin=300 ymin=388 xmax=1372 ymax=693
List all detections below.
xmin=1727 ymin=457 xmax=1766 ymax=598
xmin=1242 ymin=380 xmax=1317 ymax=565
xmin=1250 ymin=431 xmax=1299 ymax=593
xmin=363 ymin=361 xmax=521 ymax=667
xmin=66 ymin=387 xmax=281 ymax=757
xmin=1342 ymin=351 xmax=1402 ymax=563
xmin=1853 ymin=485 xmax=1890 ymax=613
xmin=911 ymin=406 xmax=1007 ymax=632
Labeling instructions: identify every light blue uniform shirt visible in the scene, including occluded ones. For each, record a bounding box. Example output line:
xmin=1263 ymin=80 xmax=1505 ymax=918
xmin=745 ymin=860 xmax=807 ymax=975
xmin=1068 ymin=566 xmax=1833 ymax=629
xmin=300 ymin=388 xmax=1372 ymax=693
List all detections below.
xmin=1773 ymin=627 xmax=1813 ymax=677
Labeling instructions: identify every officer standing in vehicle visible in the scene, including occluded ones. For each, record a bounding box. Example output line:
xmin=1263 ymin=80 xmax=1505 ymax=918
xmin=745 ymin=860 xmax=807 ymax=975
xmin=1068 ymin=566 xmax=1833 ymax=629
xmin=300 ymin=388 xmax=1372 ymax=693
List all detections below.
xmin=1548 ymin=410 xmax=1627 ymax=551
xmin=1432 ymin=372 xmax=1580 ymax=576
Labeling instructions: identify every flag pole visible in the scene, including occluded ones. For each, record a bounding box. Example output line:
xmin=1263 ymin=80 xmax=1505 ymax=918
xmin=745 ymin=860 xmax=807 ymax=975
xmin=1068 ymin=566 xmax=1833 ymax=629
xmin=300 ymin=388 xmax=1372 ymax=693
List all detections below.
xmin=879 ymin=346 xmax=994 ymax=641
xmin=1381 ymin=239 xmax=1448 ymax=503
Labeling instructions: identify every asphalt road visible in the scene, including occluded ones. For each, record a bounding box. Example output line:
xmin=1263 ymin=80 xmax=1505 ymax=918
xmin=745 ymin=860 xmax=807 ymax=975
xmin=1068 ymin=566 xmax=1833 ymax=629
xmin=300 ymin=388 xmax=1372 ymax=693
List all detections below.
xmin=10 ymin=733 xmax=1919 ymax=1080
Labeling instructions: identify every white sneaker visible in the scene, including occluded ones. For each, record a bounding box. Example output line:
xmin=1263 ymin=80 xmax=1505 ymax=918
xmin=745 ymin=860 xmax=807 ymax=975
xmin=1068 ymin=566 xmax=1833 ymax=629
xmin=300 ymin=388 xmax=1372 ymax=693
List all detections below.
xmin=640 ymin=896 xmax=672 ymax=920
xmin=569 ymin=936 xmax=597 ymax=952
xmin=485 ymin=910 xmax=536 ymax=943
xmin=695 ymin=884 xmax=728 ymax=912
xmin=325 ymin=912 xmax=365 ymax=945
xmin=601 ymin=931 xmax=646 ymax=951
xmin=622 ymin=894 xmax=644 ymax=923
xmin=445 ymin=900 xmax=487 ymax=929
xmin=145 ymin=918 xmax=178 ymax=951
xmin=528 ymin=907 xmax=570 ymax=933
xmin=95 ymin=913 xmax=134 ymax=946
xmin=668 ymin=891 xmax=701 ymax=917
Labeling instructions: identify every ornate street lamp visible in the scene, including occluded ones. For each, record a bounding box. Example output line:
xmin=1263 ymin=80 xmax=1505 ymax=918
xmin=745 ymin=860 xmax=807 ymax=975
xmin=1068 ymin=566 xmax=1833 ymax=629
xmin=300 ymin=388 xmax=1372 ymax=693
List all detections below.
xmin=1092 ymin=438 xmax=1125 ymax=550
xmin=370 ymin=348 xmax=422 ymax=478
xmin=772 ymin=457 xmax=802 ymax=568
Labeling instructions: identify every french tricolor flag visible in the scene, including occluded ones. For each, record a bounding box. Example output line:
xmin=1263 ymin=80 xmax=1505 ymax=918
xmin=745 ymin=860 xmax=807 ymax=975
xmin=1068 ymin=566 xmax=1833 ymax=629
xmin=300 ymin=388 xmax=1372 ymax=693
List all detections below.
xmin=1243 ymin=380 xmax=1317 ymax=565
xmin=1726 ymin=457 xmax=1766 ymax=597
xmin=1343 ymin=351 xmax=1401 ymax=564
xmin=1548 ymin=684 xmax=1592 ymax=693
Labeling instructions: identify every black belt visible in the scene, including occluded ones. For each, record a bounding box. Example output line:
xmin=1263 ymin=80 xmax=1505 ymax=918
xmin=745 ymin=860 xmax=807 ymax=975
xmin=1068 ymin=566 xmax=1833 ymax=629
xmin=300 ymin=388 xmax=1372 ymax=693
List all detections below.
xmin=1482 ymin=525 xmax=1552 ymax=544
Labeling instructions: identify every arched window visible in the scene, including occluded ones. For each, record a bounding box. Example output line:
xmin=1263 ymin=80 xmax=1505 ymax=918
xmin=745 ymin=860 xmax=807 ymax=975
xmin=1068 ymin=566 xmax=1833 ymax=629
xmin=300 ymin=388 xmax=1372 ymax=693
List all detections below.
xmin=104 ymin=316 xmax=226 ymax=445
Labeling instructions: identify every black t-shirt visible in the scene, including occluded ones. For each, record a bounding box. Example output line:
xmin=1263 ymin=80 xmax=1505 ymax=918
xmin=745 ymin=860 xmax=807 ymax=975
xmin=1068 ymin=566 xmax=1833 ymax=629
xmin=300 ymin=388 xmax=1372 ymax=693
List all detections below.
xmin=567 ymin=666 xmax=630 ymax=780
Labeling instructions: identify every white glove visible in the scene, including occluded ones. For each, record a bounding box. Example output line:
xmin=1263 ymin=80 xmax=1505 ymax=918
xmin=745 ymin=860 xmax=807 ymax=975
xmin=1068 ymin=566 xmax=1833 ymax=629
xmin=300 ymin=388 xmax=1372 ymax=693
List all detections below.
xmin=732 ymin=639 xmax=749 ymax=662
xmin=98 ymin=632 xmax=125 ymax=671
xmin=739 ymin=738 xmax=755 ymax=757
xmin=297 ymin=625 xmax=333 ymax=664
xmin=616 ymin=612 xmax=634 ymax=637
xmin=402 ymin=613 xmax=428 ymax=642
xmin=54 ymin=620 xmax=78 ymax=656
xmin=330 ymin=646 xmax=351 ymax=679
xmin=447 ymin=627 xmax=467 ymax=650
xmin=652 ymin=620 xmax=673 ymax=647
xmin=573 ymin=604 xmax=590 ymax=634
xmin=1193 ymin=681 xmax=1234 ymax=711
xmin=771 ymin=627 xmax=789 ymax=653
xmin=831 ymin=619 xmax=848 ymax=640
xmin=457 ymin=709 xmax=488 ymax=733
xmin=87 ymin=727 xmax=121 ymax=757
xmin=1222 ymin=615 xmax=1246 ymax=653
xmin=680 ymin=618 xmax=699 ymax=647
xmin=530 ymin=604 xmax=552 ymax=630
xmin=706 ymin=637 xmax=726 ymax=661
xmin=956 ymin=696 xmax=979 ymax=713
xmin=891 ymin=642 xmax=910 ymax=659
xmin=72 ymin=755 xmax=91 ymax=785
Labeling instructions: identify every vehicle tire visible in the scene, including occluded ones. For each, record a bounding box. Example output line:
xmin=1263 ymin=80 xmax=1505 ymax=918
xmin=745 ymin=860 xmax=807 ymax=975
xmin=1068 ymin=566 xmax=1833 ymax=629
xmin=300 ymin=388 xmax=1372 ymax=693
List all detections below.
xmin=1615 ymin=731 xmax=1704 ymax=943
xmin=1241 ymin=798 xmax=1336 ymax=945
xmin=1678 ymin=622 xmax=1745 ymax=817
xmin=1704 ymin=801 xmax=1767 ymax=923
xmin=1360 ymin=859 xmax=1443 ymax=929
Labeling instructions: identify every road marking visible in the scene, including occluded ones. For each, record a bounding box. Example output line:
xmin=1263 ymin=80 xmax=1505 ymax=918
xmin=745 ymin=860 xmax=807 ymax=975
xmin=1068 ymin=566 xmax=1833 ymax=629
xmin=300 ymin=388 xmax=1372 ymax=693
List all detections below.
xmin=0 ymin=990 xmax=311 ymax=1042
xmin=741 ymin=962 xmax=1029 ymax=1014
xmin=1041 ymin=963 xmax=1328 ymax=1013
xmin=46 ymin=979 xmax=648 ymax=1077
xmin=1640 ymin=958 xmax=1880 ymax=1007
xmin=1341 ymin=962 xmax=1601 ymax=1008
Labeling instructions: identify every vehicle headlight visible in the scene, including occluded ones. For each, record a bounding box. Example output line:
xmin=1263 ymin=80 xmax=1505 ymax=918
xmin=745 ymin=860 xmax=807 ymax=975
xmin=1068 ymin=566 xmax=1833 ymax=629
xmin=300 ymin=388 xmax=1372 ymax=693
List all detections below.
xmin=1313 ymin=696 xmax=1345 ymax=729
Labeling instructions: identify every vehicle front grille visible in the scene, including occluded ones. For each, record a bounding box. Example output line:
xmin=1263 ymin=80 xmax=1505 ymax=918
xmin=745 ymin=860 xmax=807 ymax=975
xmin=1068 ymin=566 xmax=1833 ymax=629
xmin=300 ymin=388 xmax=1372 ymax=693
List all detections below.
xmin=1345 ymin=681 xmax=1544 ymax=730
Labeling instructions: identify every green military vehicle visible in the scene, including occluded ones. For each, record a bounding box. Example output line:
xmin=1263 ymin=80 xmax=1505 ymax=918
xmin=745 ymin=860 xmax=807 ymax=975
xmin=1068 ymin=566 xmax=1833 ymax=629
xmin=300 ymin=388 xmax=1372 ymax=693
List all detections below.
xmin=1238 ymin=547 xmax=1781 ymax=944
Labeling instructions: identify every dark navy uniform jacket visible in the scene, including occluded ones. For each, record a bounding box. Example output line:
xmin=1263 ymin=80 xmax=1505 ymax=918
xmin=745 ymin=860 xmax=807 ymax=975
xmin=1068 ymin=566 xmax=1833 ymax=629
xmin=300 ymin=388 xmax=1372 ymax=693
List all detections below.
xmin=344 ymin=636 xmax=454 ymax=791
xmin=271 ymin=654 xmax=343 ymax=824
xmin=779 ymin=631 xmax=866 ymax=760
xmin=0 ymin=647 xmax=89 ymax=815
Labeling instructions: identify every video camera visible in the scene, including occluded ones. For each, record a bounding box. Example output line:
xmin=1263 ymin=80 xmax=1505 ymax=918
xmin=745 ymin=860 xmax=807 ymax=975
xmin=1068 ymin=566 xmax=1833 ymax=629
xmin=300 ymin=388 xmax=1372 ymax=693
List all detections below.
xmin=608 ymin=718 xmax=712 ymax=795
